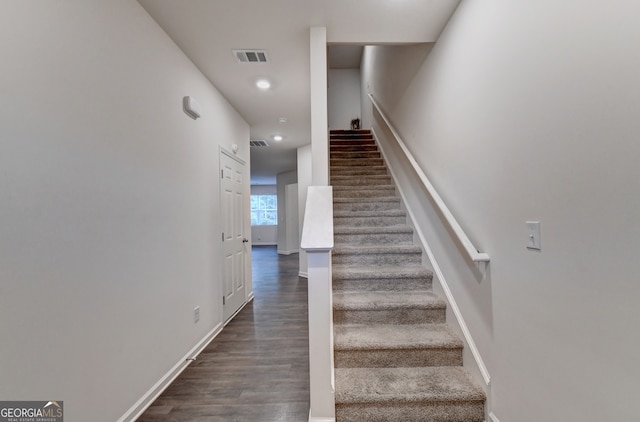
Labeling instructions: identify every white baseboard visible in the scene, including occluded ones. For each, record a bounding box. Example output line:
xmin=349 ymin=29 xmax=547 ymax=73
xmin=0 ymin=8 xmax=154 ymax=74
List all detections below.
xmin=299 ymin=271 xmax=309 ymax=278
xmin=489 ymin=411 xmax=500 ymax=422
xmin=117 ymin=322 xmax=223 ymax=422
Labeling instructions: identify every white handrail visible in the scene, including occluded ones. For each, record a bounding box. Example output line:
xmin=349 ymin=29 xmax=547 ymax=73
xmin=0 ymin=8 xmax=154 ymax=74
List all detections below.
xmin=368 ymin=94 xmax=490 ymax=263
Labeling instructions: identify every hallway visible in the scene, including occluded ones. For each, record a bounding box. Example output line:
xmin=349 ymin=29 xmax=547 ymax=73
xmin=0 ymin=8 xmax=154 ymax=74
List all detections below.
xmin=138 ymin=246 xmax=310 ymax=421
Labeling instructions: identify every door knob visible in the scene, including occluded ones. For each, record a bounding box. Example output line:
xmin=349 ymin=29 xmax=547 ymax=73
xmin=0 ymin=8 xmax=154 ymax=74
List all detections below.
xmin=242 ymin=238 xmax=249 ymax=243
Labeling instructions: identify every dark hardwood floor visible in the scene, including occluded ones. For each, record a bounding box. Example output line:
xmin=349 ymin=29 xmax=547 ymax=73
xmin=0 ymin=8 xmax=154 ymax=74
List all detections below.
xmin=138 ymin=246 xmax=309 ymax=422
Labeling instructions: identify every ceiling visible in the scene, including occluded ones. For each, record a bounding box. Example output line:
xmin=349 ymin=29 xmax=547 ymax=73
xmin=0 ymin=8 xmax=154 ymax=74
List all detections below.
xmin=138 ymin=0 xmax=461 ymax=184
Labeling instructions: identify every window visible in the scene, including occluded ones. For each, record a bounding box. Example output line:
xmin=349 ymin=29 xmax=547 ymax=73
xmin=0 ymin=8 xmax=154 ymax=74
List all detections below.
xmin=251 ymin=194 xmax=277 ymax=226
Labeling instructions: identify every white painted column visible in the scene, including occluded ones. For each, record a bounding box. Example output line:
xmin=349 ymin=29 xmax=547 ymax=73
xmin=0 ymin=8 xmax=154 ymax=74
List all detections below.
xmin=301 ymin=186 xmax=335 ymax=421
xmin=310 ymin=27 xmax=329 ymax=186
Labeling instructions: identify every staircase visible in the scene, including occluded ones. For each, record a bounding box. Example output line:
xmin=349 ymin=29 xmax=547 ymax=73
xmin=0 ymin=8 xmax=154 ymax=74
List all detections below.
xmin=330 ymin=130 xmax=485 ymax=421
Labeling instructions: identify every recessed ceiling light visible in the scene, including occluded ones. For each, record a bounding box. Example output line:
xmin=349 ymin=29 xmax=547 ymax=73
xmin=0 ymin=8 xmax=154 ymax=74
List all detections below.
xmin=273 ymin=135 xmax=283 ymax=142
xmin=256 ymin=79 xmax=271 ymax=90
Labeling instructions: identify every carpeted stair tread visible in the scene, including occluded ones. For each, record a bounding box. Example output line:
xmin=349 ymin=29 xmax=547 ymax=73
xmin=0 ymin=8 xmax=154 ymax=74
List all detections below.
xmin=331 ymin=145 xmax=379 ymax=152
xmin=333 ymin=225 xmax=414 ymax=235
xmin=333 ymin=196 xmax=399 ymax=204
xmin=331 ymin=162 xmax=385 ymax=167
xmin=333 ymin=265 xmax=431 ymax=281
xmin=331 ymin=151 xmax=381 ymax=159
xmin=334 ymin=209 xmax=405 ymax=218
xmin=334 ymin=323 xmax=462 ymax=351
xmin=330 ymin=134 xmax=374 ymax=139
xmin=331 ymin=150 xmax=380 ymax=155
xmin=331 ymin=170 xmax=389 ymax=177
xmin=331 ymin=175 xmax=392 ymax=186
xmin=333 ymin=198 xmax=401 ymax=212
xmin=329 ymin=129 xmax=374 ymax=141
xmin=333 ymin=243 xmax=422 ymax=266
xmin=330 ymin=173 xmax=391 ymax=178
xmin=330 ymin=134 xmax=373 ymax=140
xmin=334 ymin=188 xmax=396 ymax=198
xmin=334 ymin=291 xmax=445 ymax=311
xmin=334 ymin=367 xmax=486 ymax=404
xmin=333 ymin=244 xmax=422 ymax=256
xmin=330 ymin=141 xmax=376 ymax=148
xmin=334 ymin=234 xmax=413 ymax=246
xmin=334 ymin=217 xmax=406 ymax=228
xmin=333 ymin=291 xmax=446 ymax=325
xmin=332 ymin=244 xmax=422 ymax=266
xmin=331 ymin=129 xmax=371 ymax=134
xmin=333 ymin=183 xmax=395 ymax=191
xmin=334 ymin=226 xmax=414 ymax=245
xmin=333 ymin=265 xmax=433 ymax=292
xmin=331 ymin=158 xmax=384 ymax=166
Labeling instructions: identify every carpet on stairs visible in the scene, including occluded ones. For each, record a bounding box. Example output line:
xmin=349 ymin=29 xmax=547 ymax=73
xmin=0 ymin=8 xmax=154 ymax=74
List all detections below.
xmin=330 ymin=129 xmax=485 ymax=422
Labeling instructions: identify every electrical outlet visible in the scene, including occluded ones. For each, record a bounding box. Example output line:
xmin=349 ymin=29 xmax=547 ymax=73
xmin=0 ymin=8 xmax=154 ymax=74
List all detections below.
xmin=194 ymin=306 xmax=200 ymax=323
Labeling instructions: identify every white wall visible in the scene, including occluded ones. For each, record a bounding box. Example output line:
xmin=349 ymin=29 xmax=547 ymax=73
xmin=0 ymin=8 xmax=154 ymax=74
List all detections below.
xmin=328 ymin=69 xmax=362 ymax=130
xmin=361 ymin=1 xmax=640 ymax=421
xmin=251 ymin=185 xmax=277 ymax=245
xmin=310 ymin=27 xmax=329 ymax=186
xmin=285 ymin=184 xmax=300 ymax=253
xmin=360 ymin=43 xmax=434 ymax=130
xmin=0 ymin=1 xmax=250 ymax=421
xmin=276 ymin=170 xmax=299 ymax=254
xmin=297 ymin=145 xmax=313 ymax=277
xmin=251 ymin=226 xmax=277 ymax=245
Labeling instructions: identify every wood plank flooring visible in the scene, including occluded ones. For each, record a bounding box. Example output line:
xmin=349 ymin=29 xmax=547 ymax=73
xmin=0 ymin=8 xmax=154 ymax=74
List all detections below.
xmin=138 ymin=246 xmax=309 ymax=422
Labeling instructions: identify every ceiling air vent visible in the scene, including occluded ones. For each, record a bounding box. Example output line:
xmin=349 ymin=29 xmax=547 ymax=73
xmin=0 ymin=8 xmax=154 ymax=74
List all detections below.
xmin=250 ymin=140 xmax=269 ymax=147
xmin=233 ymin=49 xmax=268 ymax=63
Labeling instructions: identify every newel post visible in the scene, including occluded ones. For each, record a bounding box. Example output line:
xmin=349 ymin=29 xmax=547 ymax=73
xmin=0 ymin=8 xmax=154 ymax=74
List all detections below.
xmin=301 ymin=186 xmax=335 ymax=421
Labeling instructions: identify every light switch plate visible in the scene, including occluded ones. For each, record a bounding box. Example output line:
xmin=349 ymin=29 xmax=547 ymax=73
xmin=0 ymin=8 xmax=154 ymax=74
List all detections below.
xmin=526 ymin=221 xmax=541 ymax=250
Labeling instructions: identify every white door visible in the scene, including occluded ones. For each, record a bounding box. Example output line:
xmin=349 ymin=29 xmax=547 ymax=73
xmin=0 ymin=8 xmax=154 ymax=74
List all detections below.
xmin=220 ymin=151 xmax=247 ymax=321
